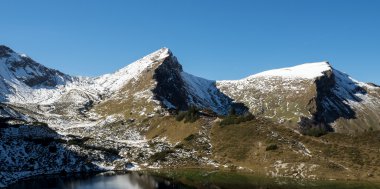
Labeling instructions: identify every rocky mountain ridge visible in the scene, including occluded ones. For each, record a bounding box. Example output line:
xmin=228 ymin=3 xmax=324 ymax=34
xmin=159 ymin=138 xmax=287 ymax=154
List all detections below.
xmin=1 ymin=45 xmax=380 ymax=187
xmin=1 ymin=45 xmax=378 ymax=133
xmin=217 ymin=62 xmax=380 ymax=133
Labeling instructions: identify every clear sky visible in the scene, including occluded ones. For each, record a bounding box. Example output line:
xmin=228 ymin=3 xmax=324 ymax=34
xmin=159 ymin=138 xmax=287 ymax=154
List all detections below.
xmin=1 ymin=0 xmax=379 ymax=84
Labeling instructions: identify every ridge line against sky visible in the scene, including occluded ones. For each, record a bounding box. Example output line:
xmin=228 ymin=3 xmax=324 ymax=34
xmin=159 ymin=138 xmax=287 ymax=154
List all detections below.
xmin=1 ymin=0 xmax=379 ymax=84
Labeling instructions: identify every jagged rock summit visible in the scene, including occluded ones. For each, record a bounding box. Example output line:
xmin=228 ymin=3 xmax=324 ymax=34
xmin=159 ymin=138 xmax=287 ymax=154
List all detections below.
xmin=0 ymin=45 xmax=379 ymax=133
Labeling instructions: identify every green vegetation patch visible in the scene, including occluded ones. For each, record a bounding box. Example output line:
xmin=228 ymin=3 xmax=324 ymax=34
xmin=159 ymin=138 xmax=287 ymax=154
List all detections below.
xmin=184 ymin=134 xmax=196 ymax=141
xmin=150 ymin=149 xmax=175 ymax=162
xmin=147 ymin=169 xmax=380 ymax=189
xmin=219 ymin=114 xmax=255 ymax=126
xmin=265 ymin=143 xmax=278 ymax=151
xmin=219 ymin=107 xmax=255 ymax=126
xmin=298 ymin=117 xmax=328 ymax=137
xmin=301 ymin=126 xmax=328 ymax=137
xmin=67 ymin=137 xmax=91 ymax=146
xmin=176 ymin=106 xmax=200 ymax=123
xmin=82 ymin=145 xmax=119 ymax=155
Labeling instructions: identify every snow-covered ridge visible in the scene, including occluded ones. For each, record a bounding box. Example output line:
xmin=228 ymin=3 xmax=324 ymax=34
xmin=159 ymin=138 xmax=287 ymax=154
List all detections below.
xmin=0 ymin=46 xmax=75 ymax=104
xmin=216 ymin=62 xmax=333 ymax=93
xmin=95 ymin=47 xmax=170 ymax=92
xmin=0 ymin=46 xmax=171 ymax=104
xmin=248 ymin=62 xmax=332 ymax=80
xmin=1 ymin=44 xmax=378 ymax=121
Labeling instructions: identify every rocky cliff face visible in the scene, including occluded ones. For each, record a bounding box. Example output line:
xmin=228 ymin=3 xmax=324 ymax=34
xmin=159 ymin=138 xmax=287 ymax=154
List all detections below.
xmin=152 ymin=50 xmax=246 ymax=115
xmin=152 ymin=52 xmax=188 ymax=111
xmin=304 ymin=67 xmax=380 ymax=133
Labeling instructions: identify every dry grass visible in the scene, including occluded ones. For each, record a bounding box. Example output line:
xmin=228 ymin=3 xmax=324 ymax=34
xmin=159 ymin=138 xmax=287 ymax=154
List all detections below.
xmin=93 ymin=62 xmax=162 ymax=120
xmin=210 ymin=118 xmax=380 ymax=181
xmin=144 ymin=116 xmax=202 ymax=143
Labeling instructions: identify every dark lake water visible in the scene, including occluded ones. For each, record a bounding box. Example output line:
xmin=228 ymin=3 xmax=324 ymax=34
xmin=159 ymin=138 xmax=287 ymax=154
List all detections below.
xmin=7 ymin=170 xmax=380 ymax=189
xmin=7 ymin=172 xmax=190 ymax=189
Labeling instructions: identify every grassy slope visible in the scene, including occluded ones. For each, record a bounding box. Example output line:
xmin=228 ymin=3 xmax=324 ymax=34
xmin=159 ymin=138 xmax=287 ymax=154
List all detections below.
xmin=144 ymin=116 xmax=202 ymax=144
xmin=138 ymin=115 xmax=380 ymax=181
xmin=210 ymin=118 xmax=380 ymax=181
xmin=148 ymin=169 xmax=380 ymax=189
xmin=93 ymin=61 xmax=162 ymax=120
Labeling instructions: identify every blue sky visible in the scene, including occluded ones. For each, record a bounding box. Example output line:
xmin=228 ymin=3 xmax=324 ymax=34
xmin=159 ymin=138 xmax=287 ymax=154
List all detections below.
xmin=1 ymin=0 xmax=379 ymax=83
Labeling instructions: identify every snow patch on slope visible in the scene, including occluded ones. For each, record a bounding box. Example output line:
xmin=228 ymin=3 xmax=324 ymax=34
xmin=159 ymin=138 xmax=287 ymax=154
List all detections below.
xmin=181 ymin=72 xmax=231 ymax=114
xmin=250 ymin=62 xmax=331 ymax=79
xmin=332 ymin=69 xmax=380 ymax=109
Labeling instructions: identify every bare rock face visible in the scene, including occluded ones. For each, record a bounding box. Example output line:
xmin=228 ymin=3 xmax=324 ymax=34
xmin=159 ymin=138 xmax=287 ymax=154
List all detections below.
xmin=305 ymin=67 xmax=380 ymax=133
xmin=9 ymin=56 xmax=71 ymax=87
xmin=152 ymin=51 xmax=248 ymax=115
xmin=0 ymin=45 xmax=14 ymax=57
xmin=309 ymin=70 xmax=356 ymax=128
xmin=152 ymin=52 xmax=189 ymax=111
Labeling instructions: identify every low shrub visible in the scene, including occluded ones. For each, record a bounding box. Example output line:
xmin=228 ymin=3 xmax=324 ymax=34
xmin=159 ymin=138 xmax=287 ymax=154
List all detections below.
xmin=219 ymin=114 xmax=255 ymax=126
xmin=82 ymin=145 xmax=119 ymax=156
xmin=174 ymin=143 xmax=184 ymax=149
xmin=184 ymin=134 xmax=196 ymax=141
xmin=32 ymin=121 xmax=49 ymax=127
xmin=265 ymin=144 xmax=278 ymax=151
xmin=67 ymin=137 xmax=91 ymax=146
xmin=150 ymin=149 xmax=175 ymax=162
xmin=175 ymin=112 xmax=186 ymax=121
xmin=298 ymin=117 xmax=329 ymax=137
xmin=67 ymin=136 xmax=119 ymax=155
xmin=301 ymin=126 xmax=328 ymax=137
xmin=176 ymin=106 xmax=200 ymax=123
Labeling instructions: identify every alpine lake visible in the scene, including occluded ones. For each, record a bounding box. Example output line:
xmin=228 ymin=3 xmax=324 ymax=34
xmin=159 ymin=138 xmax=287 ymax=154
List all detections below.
xmin=7 ymin=169 xmax=380 ymax=189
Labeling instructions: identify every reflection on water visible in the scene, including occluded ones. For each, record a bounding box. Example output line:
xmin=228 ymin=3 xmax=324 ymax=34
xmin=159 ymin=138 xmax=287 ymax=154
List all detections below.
xmin=8 ymin=170 xmax=380 ymax=189
xmin=8 ymin=172 xmax=191 ymax=189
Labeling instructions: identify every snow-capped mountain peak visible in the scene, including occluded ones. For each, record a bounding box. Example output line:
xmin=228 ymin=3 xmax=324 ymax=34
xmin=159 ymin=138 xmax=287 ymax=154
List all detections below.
xmin=0 ymin=45 xmax=72 ymax=86
xmin=217 ymin=61 xmax=380 ymax=133
xmin=95 ymin=47 xmax=172 ymax=92
xmin=249 ymin=61 xmax=332 ymax=79
xmin=0 ymin=46 xmax=174 ymax=105
xmin=0 ymin=45 xmax=379 ymax=134
xmin=0 ymin=45 xmax=75 ymax=102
